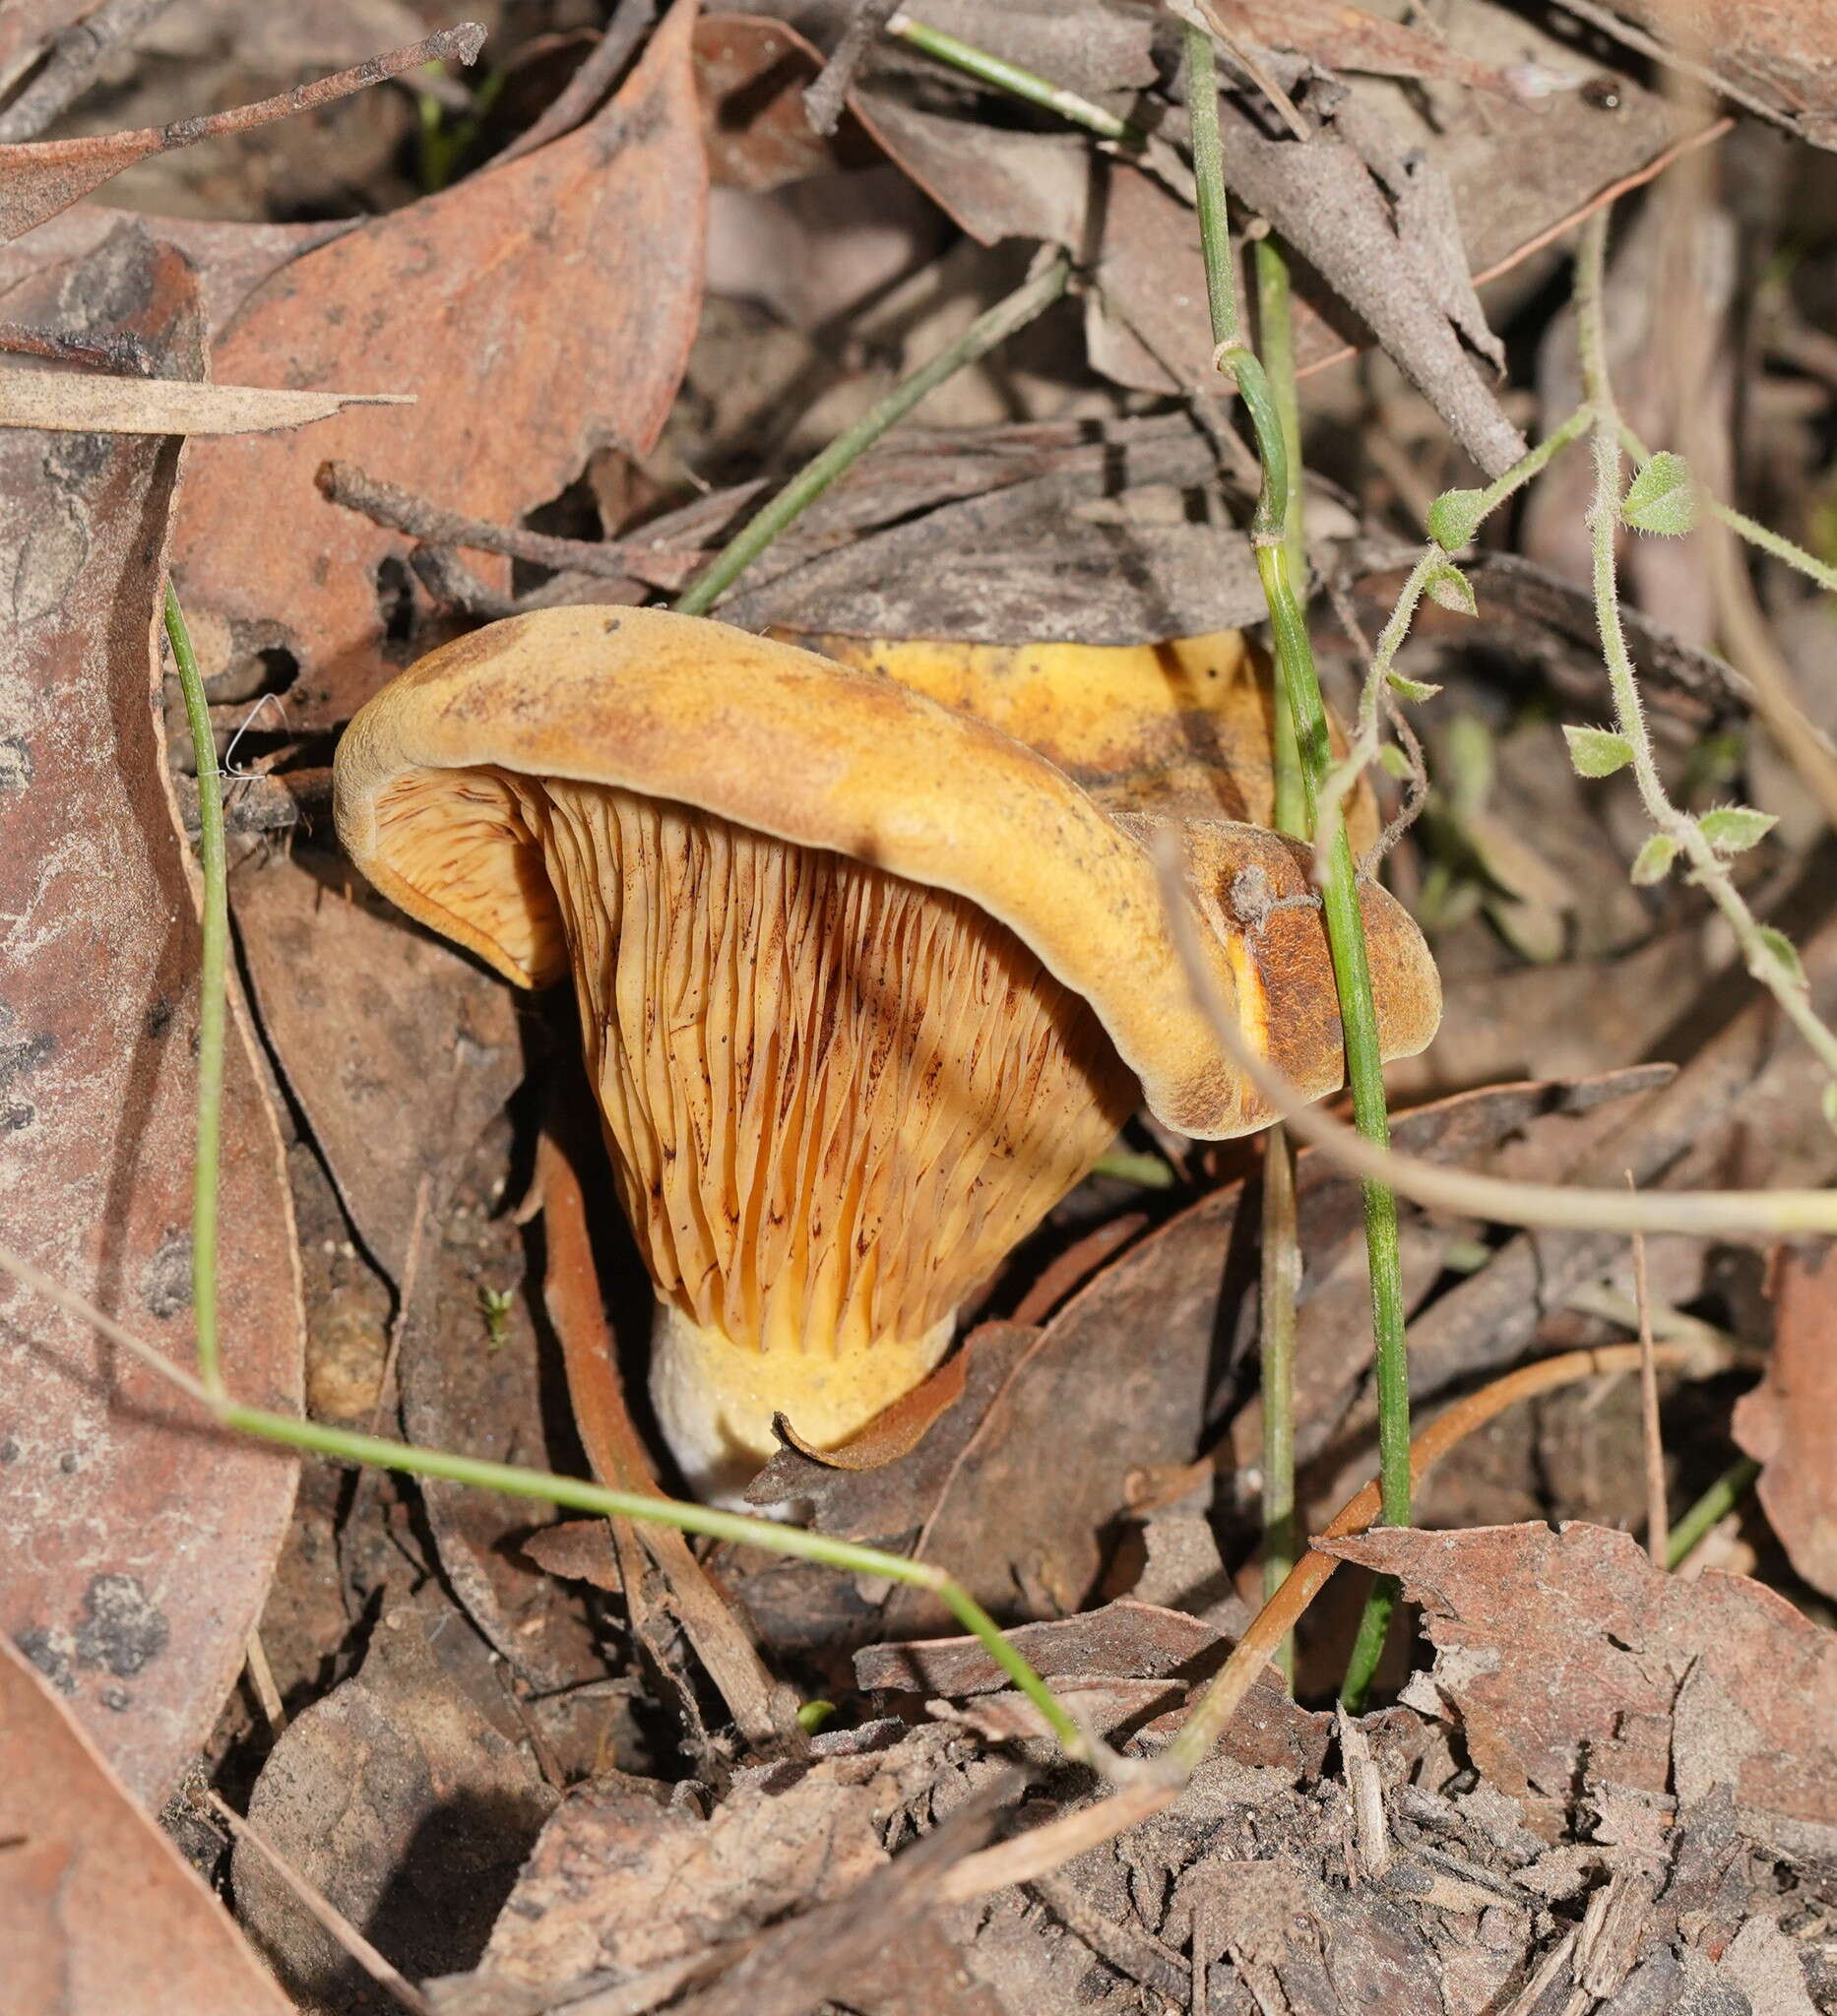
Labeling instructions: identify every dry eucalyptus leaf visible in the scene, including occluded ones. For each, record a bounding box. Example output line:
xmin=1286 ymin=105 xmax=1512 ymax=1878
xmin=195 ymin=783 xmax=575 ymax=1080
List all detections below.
xmin=235 ymin=1598 xmax=558 ymax=2004
xmin=1325 ymin=1523 xmax=1837 ymax=1842
xmin=0 ymin=223 xmax=301 ymax=1806
xmin=0 ymin=1639 xmax=293 ymax=2016
xmin=1734 ymin=1240 xmax=1837 ymax=1600
xmin=171 ymin=0 xmax=706 ymax=731
xmin=230 ymin=851 xmax=523 ymax=1284
xmin=0 ymin=366 xmax=409 ymax=433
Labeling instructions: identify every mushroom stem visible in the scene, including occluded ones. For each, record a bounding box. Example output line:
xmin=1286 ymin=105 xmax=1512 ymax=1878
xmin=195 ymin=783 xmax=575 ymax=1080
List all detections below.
xmin=651 ymin=1303 xmax=956 ymax=1504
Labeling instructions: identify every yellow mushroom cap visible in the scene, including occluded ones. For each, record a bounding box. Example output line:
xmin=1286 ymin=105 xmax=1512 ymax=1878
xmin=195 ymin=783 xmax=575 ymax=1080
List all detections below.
xmin=333 ymin=605 xmax=1439 ymax=1142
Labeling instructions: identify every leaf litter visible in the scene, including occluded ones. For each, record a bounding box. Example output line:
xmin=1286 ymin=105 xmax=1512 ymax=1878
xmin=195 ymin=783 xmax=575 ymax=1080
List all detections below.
xmin=5 ymin=0 xmax=1837 ymax=2010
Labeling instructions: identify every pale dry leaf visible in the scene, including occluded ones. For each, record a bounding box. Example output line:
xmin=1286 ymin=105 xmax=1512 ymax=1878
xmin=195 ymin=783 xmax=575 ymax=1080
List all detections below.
xmin=0 ymin=366 xmax=409 ymax=433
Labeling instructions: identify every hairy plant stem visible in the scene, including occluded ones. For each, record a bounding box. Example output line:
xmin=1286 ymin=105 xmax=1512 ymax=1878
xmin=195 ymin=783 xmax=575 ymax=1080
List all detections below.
xmin=1666 ymin=1455 xmax=1760 ymax=1569
xmin=164 ymin=585 xmax=225 ymax=1401
xmin=1183 ymin=23 xmax=1410 ymax=1708
xmin=673 ymin=256 xmax=1070 ymax=617
xmin=885 ymin=13 xmax=1142 ymax=144
xmin=1575 ymin=213 xmax=1837 ymax=1090
xmin=1255 ymin=233 xmax=1309 ymax=840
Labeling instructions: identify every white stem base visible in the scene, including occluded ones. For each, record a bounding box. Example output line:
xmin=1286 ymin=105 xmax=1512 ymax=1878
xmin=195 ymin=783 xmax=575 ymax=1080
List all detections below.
xmin=648 ymin=1301 xmax=955 ymax=1507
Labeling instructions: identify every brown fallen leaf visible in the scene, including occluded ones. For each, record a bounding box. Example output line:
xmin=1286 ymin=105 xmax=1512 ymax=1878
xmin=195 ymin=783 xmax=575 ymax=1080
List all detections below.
xmin=1324 ymin=1523 xmax=1837 ymax=1844
xmin=0 ymin=1637 xmax=294 ymax=2016
xmin=470 ymin=1725 xmax=968 ymax=1998
xmin=235 ymin=1597 xmax=558 ymax=2005
xmin=0 ymin=22 xmax=486 ymax=242
xmin=0 ymin=223 xmax=301 ymax=1806
xmin=172 ymin=0 xmax=706 ymax=732
xmin=694 ymin=12 xmax=850 ymax=191
xmin=0 ymin=367 xmax=410 ymax=434
xmin=1570 ymin=0 xmax=1837 ymax=149
xmin=230 ymin=852 xmax=522 ymax=1283
xmin=1734 ymin=1241 xmax=1837 ymax=1600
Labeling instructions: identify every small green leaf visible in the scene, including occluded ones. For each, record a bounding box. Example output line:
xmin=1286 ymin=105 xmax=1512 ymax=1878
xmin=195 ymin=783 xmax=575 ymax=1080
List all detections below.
xmin=1755 ymin=925 xmax=1807 ymax=989
xmin=1426 ymin=487 xmax=1486 ymax=550
xmin=1630 ymin=834 xmax=1679 ymax=885
xmin=1563 ymin=723 xmax=1634 ymax=778
xmin=1386 ymin=671 xmax=1442 ymax=704
xmin=1425 ymin=560 xmax=1477 ymax=616
xmin=1377 ymin=743 xmax=1413 ymax=781
xmin=1697 ymin=804 xmax=1778 ymax=855
xmin=1621 ymin=450 xmax=1697 ymax=537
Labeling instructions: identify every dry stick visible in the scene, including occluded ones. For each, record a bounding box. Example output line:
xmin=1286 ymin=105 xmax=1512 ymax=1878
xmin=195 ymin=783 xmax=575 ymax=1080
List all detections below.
xmin=0 ymin=20 xmax=487 ymax=160
xmin=1627 ymin=1173 xmax=1670 ymax=1567
xmin=672 ymin=255 xmax=1071 ymax=616
xmin=938 ymin=1334 xmax=1737 ymax=1903
xmin=315 ymin=460 xmax=698 ymax=589
xmin=538 ymin=1129 xmax=798 ymax=1751
xmin=804 ymin=0 xmax=902 ymax=135
xmin=492 ymin=0 xmax=656 ymax=166
xmin=202 ymin=1792 xmax=432 ymax=2016
xmin=0 ymin=0 xmax=178 ymax=142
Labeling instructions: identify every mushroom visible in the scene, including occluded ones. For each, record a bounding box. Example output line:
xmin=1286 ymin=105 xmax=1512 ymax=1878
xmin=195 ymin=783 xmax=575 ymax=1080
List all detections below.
xmin=334 ymin=606 xmax=1439 ymax=1500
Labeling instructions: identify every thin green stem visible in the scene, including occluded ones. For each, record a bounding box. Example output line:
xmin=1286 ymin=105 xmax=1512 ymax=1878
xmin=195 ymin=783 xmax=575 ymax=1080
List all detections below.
xmin=1255 ymin=234 xmax=1309 ymax=839
xmin=1258 ymin=1125 xmax=1299 ymax=1687
xmin=885 ymin=14 xmax=1142 ymax=145
xmin=164 ymin=584 xmax=225 ymax=1402
xmin=673 ymin=258 xmax=1070 ymax=617
xmin=1461 ymin=404 xmax=1596 ymax=539
xmin=219 ymin=1403 xmax=1088 ymax=1753
xmin=1575 ymin=213 xmax=1837 ymax=1091
xmin=1616 ymin=417 xmax=1837 ymax=598
xmin=1183 ymin=26 xmax=1240 ymax=357
xmin=1183 ymin=24 xmax=1410 ymax=1705
xmin=1665 ymin=1455 xmax=1760 ymax=1569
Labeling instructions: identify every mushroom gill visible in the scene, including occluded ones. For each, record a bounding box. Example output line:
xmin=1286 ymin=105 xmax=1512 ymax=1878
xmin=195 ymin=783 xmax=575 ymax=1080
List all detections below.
xmin=480 ymin=775 xmax=1136 ymax=1494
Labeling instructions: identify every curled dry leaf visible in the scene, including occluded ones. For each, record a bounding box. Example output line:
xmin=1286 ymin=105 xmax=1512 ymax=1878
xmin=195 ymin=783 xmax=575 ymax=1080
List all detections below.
xmin=1325 ymin=1523 xmax=1837 ymax=1846
xmin=0 ymin=22 xmax=487 ymax=242
xmin=172 ymin=0 xmax=706 ymax=732
xmin=0 ymin=368 xmax=410 ymax=435
xmin=0 ymin=223 xmax=301 ymax=1805
xmin=0 ymin=1638 xmax=293 ymax=2016
xmin=1734 ymin=1240 xmax=1837 ymax=1600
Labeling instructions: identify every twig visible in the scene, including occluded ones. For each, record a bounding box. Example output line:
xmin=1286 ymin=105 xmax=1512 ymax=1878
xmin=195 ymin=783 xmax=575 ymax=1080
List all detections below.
xmin=1183 ymin=22 xmax=1413 ymax=1709
xmin=1627 ymin=1173 xmax=1669 ymax=1566
xmin=163 ymin=586 xmax=224 ymax=1401
xmin=0 ymin=0 xmax=178 ymax=143
xmin=1667 ymin=1455 xmax=1759 ymax=1569
xmin=314 ymin=461 xmax=697 ymax=590
xmin=885 ymin=13 xmax=1143 ymax=145
xmin=1 ymin=20 xmax=487 ymax=159
xmin=803 ymin=0 xmax=901 ymax=136
xmin=201 ymin=1792 xmax=432 ymax=2015
xmin=492 ymin=0 xmax=656 ymax=166
xmin=0 ymin=320 xmax=154 ymax=372
xmin=672 ymin=255 xmax=1071 ymax=616
xmin=243 ymin=1629 xmax=285 ymax=1732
